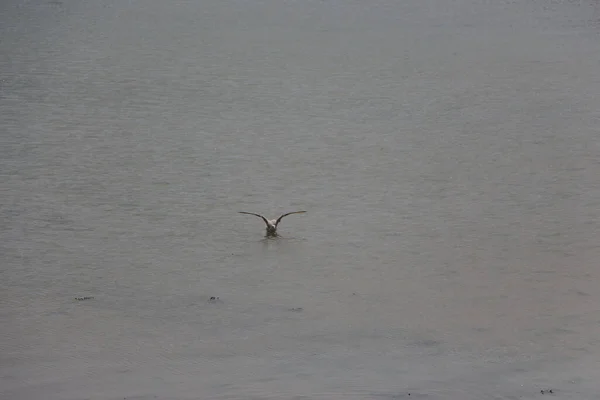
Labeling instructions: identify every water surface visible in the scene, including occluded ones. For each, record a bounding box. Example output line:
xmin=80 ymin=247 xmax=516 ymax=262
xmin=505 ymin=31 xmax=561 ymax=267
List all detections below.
xmin=2 ymin=0 xmax=600 ymax=399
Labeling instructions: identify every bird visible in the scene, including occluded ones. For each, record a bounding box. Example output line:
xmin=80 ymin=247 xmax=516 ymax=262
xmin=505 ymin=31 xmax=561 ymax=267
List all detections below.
xmin=238 ymin=211 xmax=306 ymax=237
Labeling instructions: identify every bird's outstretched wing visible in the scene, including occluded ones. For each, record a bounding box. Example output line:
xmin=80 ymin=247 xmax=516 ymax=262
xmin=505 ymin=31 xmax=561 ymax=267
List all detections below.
xmin=275 ymin=211 xmax=306 ymax=226
xmin=238 ymin=212 xmax=270 ymax=226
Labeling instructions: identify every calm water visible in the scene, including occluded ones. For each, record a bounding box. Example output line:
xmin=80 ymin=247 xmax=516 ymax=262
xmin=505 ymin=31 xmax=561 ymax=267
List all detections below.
xmin=2 ymin=0 xmax=600 ymax=399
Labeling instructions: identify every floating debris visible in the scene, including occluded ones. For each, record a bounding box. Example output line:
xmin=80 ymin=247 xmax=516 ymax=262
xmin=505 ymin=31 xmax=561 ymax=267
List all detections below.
xmin=540 ymin=389 xmax=554 ymax=395
xmin=75 ymin=296 xmax=94 ymax=301
xmin=288 ymin=307 xmax=303 ymax=312
xmin=208 ymin=296 xmax=220 ymax=302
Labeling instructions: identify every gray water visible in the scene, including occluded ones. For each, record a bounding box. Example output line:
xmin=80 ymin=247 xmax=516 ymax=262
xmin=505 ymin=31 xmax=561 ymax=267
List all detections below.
xmin=2 ymin=0 xmax=600 ymax=399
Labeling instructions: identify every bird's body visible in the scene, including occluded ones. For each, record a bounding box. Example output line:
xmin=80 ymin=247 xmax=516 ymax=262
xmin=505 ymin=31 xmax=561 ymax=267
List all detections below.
xmin=238 ymin=211 xmax=306 ymax=237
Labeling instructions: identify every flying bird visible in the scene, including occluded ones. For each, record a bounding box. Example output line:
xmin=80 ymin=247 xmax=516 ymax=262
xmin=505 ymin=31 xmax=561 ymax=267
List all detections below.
xmin=238 ymin=211 xmax=306 ymax=237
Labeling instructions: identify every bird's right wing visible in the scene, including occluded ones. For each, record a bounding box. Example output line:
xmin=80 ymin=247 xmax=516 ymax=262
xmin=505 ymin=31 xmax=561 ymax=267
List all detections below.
xmin=275 ymin=211 xmax=306 ymax=226
xmin=238 ymin=212 xmax=270 ymax=226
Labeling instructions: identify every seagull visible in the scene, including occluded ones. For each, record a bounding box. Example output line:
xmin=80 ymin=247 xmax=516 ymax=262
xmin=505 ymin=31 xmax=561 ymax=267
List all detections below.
xmin=238 ymin=211 xmax=306 ymax=237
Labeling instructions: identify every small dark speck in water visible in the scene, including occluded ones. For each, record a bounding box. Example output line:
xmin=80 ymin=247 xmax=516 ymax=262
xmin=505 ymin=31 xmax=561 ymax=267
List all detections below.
xmin=209 ymin=296 xmax=219 ymax=302
xmin=288 ymin=307 xmax=303 ymax=312
xmin=75 ymin=296 xmax=94 ymax=301
xmin=371 ymin=391 xmax=421 ymax=399
xmin=541 ymin=389 xmax=554 ymax=394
